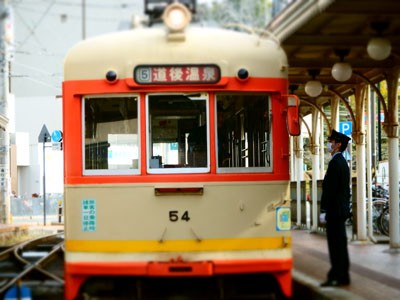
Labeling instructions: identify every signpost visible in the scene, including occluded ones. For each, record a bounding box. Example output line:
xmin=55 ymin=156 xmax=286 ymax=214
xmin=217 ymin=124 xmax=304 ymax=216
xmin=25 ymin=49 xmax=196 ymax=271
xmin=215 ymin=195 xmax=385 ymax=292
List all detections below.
xmin=38 ymin=125 xmax=51 ymax=226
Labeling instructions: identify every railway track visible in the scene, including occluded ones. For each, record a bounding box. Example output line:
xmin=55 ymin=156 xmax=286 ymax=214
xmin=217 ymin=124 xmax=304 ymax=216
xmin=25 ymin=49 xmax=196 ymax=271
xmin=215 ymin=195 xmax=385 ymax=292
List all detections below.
xmin=1 ymin=233 xmax=282 ymax=299
xmin=0 ymin=233 xmax=65 ymax=299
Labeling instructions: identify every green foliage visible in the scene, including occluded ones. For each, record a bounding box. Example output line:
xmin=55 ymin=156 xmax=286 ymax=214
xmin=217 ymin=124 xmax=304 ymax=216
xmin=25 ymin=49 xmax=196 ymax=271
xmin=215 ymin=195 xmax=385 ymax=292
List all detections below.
xmin=197 ymin=0 xmax=272 ymax=30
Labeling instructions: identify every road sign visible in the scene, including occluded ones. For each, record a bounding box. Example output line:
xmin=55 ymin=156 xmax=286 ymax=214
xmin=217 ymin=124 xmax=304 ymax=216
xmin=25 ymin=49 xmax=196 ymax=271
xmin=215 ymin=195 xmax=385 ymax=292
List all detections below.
xmin=38 ymin=124 xmax=51 ymax=143
xmin=339 ymin=121 xmax=352 ymax=137
xmin=51 ymin=130 xmax=63 ymax=142
xmin=52 ymin=142 xmax=62 ymax=151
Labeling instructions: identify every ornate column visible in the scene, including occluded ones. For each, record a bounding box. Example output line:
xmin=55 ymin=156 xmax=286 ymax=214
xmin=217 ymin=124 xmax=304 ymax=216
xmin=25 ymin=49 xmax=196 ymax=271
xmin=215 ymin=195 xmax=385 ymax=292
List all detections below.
xmin=294 ymin=135 xmax=304 ymax=227
xmin=330 ymin=96 xmax=340 ymax=130
xmin=383 ymin=67 xmax=400 ymax=250
xmin=352 ymin=84 xmax=368 ymax=241
xmin=319 ymin=114 xmax=325 ymax=178
xmin=310 ymin=109 xmax=320 ymax=231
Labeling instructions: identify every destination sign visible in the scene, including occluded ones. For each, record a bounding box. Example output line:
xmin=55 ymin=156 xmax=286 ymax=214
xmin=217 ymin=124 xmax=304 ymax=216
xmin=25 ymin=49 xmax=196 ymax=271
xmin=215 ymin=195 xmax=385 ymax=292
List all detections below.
xmin=134 ymin=64 xmax=220 ymax=84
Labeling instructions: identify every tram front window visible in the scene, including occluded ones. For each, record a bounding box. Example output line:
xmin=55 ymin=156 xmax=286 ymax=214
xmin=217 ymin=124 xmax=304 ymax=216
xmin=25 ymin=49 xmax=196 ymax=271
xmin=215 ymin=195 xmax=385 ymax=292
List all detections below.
xmin=83 ymin=96 xmax=139 ymax=175
xmin=147 ymin=94 xmax=209 ymax=173
xmin=216 ymin=94 xmax=272 ymax=173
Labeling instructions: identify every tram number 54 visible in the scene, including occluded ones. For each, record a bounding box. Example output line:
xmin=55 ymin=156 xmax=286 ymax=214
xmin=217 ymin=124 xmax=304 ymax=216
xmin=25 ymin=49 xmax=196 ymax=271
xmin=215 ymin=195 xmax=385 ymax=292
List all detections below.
xmin=169 ymin=210 xmax=190 ymax=222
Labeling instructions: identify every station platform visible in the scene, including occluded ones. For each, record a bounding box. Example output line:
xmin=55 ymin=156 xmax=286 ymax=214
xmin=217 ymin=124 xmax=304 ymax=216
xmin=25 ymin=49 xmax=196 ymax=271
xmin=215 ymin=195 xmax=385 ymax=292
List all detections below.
xmin=292 ymin=228 xmax=400 ymax=300
xmin=0 ymin=223 xmax=63 ymax=245
xmin=0 ymin=223 xmax=29 ymax=244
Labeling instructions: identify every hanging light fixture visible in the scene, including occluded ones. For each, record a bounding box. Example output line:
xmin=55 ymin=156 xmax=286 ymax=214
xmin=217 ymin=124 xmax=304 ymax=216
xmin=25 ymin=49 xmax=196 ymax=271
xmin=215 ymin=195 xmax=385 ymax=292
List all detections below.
xmin=367 ymin=38 xmax=391 ymax=60
xmin=305 ymin=69 xmax=322 ymax=97
xmin=331 ymin=49 xmax=352 ymax=82
xmin=367 ymin=21 xmax=392 ymax=61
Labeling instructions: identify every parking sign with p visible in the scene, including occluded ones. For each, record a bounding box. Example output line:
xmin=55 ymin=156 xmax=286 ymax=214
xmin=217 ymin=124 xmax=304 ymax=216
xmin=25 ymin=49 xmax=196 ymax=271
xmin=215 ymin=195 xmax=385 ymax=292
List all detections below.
xmin=339 ymin=121 xmax=352 ymax=137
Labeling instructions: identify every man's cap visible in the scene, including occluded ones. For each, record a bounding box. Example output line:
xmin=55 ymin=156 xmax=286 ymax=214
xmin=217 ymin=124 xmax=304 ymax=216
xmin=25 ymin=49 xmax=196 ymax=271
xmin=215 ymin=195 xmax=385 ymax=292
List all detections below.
xmin=328 ymin=129 xmax=351 ymax=143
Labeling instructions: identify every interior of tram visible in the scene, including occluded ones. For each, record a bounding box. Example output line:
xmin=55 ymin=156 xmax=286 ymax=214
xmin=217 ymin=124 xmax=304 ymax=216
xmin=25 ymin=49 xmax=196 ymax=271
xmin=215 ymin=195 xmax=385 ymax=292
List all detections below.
xmin=83 ymin=93 xmax=272 ymax=173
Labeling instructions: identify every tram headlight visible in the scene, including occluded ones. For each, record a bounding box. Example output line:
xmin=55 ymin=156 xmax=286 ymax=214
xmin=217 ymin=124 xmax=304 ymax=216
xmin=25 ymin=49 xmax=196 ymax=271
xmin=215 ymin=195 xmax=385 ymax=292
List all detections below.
xmin=105 ymin=70 xmax=118 ymax=83
xmin=237 ymin=68 xmax=249 ymax=80
xmin=162 ymin=2 xmax=191 ymax=33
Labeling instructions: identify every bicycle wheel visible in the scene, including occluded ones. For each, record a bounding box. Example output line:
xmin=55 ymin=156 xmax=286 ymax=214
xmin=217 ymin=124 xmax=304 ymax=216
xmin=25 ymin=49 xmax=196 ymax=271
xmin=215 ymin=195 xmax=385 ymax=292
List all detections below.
xmin=371 ymin=199 xmax=387 ymax=234
xmin=378 ymin=206 xmax=389 ymax=236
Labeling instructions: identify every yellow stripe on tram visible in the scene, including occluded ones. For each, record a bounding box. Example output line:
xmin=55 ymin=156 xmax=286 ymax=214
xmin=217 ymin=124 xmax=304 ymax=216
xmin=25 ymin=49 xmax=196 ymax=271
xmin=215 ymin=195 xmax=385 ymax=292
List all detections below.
xmin=66 ymin=236 xmax=291 ymax=253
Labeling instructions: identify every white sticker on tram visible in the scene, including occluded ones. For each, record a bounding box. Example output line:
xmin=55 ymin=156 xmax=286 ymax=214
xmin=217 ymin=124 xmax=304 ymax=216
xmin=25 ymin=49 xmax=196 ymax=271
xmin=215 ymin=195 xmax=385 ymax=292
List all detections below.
xmin=82 ymin=199 xmax=97 ymax=232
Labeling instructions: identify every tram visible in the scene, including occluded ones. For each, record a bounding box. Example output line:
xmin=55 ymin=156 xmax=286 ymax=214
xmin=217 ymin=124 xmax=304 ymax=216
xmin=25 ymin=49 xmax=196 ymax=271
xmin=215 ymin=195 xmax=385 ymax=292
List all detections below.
xmin=63 ymin=1 xmax=300 ymax=299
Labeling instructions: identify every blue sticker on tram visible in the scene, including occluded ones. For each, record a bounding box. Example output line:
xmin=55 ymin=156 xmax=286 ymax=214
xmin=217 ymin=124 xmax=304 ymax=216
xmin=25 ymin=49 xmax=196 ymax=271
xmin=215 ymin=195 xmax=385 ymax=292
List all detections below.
xmin=82 ymin=199 xmax=97 ymax=232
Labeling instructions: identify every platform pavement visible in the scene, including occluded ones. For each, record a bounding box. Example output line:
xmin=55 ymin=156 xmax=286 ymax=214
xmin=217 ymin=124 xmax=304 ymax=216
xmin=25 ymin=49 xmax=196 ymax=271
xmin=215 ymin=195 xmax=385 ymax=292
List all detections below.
xmin=0 ymin=222 xmax=63 ymax=244
xmin=292 ymin=228 xmax=400 ymax=300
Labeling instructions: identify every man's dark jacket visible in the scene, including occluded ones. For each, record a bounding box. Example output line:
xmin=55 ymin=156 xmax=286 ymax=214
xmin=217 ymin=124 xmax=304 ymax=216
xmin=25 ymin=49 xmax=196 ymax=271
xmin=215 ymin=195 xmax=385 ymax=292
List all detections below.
xmin=320 ymin=153 xmax=351 ymax=220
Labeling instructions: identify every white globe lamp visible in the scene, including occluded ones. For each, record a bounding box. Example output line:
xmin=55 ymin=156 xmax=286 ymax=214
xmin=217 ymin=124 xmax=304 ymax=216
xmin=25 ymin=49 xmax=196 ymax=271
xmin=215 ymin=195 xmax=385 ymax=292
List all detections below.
xmin=367 ymin=37 xmax=392 ymax=61
xmin=331 ymin=62 xmax=352 ymax=82
xmin=305 ymin=80 xmax=323 ymax=98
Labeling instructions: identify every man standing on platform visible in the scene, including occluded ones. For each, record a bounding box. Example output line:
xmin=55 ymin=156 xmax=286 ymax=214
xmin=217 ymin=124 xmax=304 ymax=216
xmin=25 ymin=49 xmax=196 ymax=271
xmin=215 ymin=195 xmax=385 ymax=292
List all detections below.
xmin=319 ymin=129 xmax=351 ymax=287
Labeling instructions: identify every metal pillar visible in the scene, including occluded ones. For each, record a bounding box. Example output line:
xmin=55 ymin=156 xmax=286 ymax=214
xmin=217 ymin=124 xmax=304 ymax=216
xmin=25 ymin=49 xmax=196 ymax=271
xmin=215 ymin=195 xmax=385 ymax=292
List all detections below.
xmin=370 ymin=87 xmax=377 ymax=178
xmin=353 ymin=85 xmax=368 ymax=241
xmin=319 ymin=115 xmax=324 ymax=179
xmin=384 ymin=68 xmax=400 ymax=249
xmin=311 ymin=109 xmax=320 ymax=231
xmin=388 ymin=137 xmax=399 ymax=248
xmin=0 ymin=0 xmax=10 ymax=224
xmin=330 ymin=97 xmax=340 ymax=130
xmin=366 ymin=88 xmax=376 ymax=242
xmin=311 ymin=149 xmax=319 ymax=231
xmin=294 ymin=135 xmax=304 ymax=227
xmin=290 ymin=137 xmax=294 ymax=181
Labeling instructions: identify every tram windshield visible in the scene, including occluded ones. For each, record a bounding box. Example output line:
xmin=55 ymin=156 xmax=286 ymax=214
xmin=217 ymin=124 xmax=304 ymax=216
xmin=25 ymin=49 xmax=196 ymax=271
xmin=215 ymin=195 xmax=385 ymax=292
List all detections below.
xmin=83 ymin=95 xmax=139 ymax=175
xmin=216 ymin=94 xmax=272 ymax=173
xmin=82 ymin=93 xmax=271 ymax=176
xmin=147 ymin=93 xmax=209 ymax=173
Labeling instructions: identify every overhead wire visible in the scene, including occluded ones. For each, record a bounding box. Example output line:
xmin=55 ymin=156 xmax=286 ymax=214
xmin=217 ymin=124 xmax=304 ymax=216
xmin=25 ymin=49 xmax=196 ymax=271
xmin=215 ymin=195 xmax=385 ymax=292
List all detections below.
xmin=17 ymin=0 xmax=57 ymax=49
xmin=11 ymin=61 xmax=62 ymax=77
xmin=14 ymin=5 xmax=129 ymax=23
xmin=12 ymin=75 xmax=61 ymax=91
xmin=9 ymin=0 xmax=141 ymax=90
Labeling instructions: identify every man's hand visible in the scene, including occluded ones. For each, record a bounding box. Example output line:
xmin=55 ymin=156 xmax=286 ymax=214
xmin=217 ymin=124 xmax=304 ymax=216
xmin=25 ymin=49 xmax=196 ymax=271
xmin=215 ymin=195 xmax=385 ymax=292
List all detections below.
xmin=319 ymin=212 xmax=326 ymax=224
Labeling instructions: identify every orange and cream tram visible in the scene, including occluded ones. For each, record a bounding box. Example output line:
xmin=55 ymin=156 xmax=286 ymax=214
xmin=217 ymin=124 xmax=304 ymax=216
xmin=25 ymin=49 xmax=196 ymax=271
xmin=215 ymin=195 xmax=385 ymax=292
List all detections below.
xmin=63 ymin=1 xmax=300 ymax=299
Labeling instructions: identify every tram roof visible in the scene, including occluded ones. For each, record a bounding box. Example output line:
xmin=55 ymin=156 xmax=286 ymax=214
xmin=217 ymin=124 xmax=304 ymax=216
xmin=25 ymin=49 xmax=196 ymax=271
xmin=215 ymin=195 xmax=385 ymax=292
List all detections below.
xmin=63 ymin=27 xmax=288 ymax=81
xmin=266 ymin=0 xmax=400 ymax=115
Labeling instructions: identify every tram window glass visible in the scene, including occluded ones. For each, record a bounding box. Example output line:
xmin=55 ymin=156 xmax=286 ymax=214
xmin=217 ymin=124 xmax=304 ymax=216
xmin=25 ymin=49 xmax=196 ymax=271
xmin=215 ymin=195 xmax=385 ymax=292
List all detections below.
xmin=147 ymin=94 xmax=209 ymax=173
xmin=83 ymin=95 xmax=139 ymax=175
xmin=216 ymin=94 xmax=272 ymax=173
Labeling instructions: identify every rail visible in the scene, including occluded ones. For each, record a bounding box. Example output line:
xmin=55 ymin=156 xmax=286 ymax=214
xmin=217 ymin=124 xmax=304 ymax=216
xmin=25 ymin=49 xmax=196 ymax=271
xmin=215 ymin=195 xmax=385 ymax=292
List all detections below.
xmin=0 ymin=233 xmax=65 ymax=298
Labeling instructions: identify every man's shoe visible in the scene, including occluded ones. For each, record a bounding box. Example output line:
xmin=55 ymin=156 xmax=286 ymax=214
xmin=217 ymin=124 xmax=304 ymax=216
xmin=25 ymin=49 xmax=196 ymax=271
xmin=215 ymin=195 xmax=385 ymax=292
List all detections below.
xmin=339 ymin=280 xmax=350 ymax=286
xmin=320 ymin=280 xmax=339 ymax=287
xmin=320 ymin=280 xmax=349 ymax=287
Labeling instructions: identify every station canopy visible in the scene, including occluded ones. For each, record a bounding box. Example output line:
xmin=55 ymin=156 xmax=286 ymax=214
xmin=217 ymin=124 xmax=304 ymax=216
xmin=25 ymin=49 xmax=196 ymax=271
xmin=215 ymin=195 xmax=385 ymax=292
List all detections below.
xmin=266 ymin=0 xmax=400 ymax=116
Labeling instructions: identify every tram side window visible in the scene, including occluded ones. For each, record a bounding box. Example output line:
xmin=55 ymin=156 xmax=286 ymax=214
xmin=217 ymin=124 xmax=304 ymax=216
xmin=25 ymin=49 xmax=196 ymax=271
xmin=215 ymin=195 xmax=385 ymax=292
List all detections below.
xmin=147 ymin=94 xmax=209 ymax=173
xmin=216 ymin=94 xmax=272 ymax=172
xmin=84 ymin=96 xmax=139 ymax=175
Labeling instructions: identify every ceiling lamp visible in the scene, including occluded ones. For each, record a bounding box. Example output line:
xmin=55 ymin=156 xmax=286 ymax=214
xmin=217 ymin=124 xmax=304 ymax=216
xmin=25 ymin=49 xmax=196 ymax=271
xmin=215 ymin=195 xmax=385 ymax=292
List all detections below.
xmin=367 ymin=21 xmax=392 ymax=61
xmin=367 ymin=38 xmax=391 ymax=61
xmin=331 ymin=49 xmax=352 ymax=82
xmin=305 ymin=69 xmax=322 ymax=97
